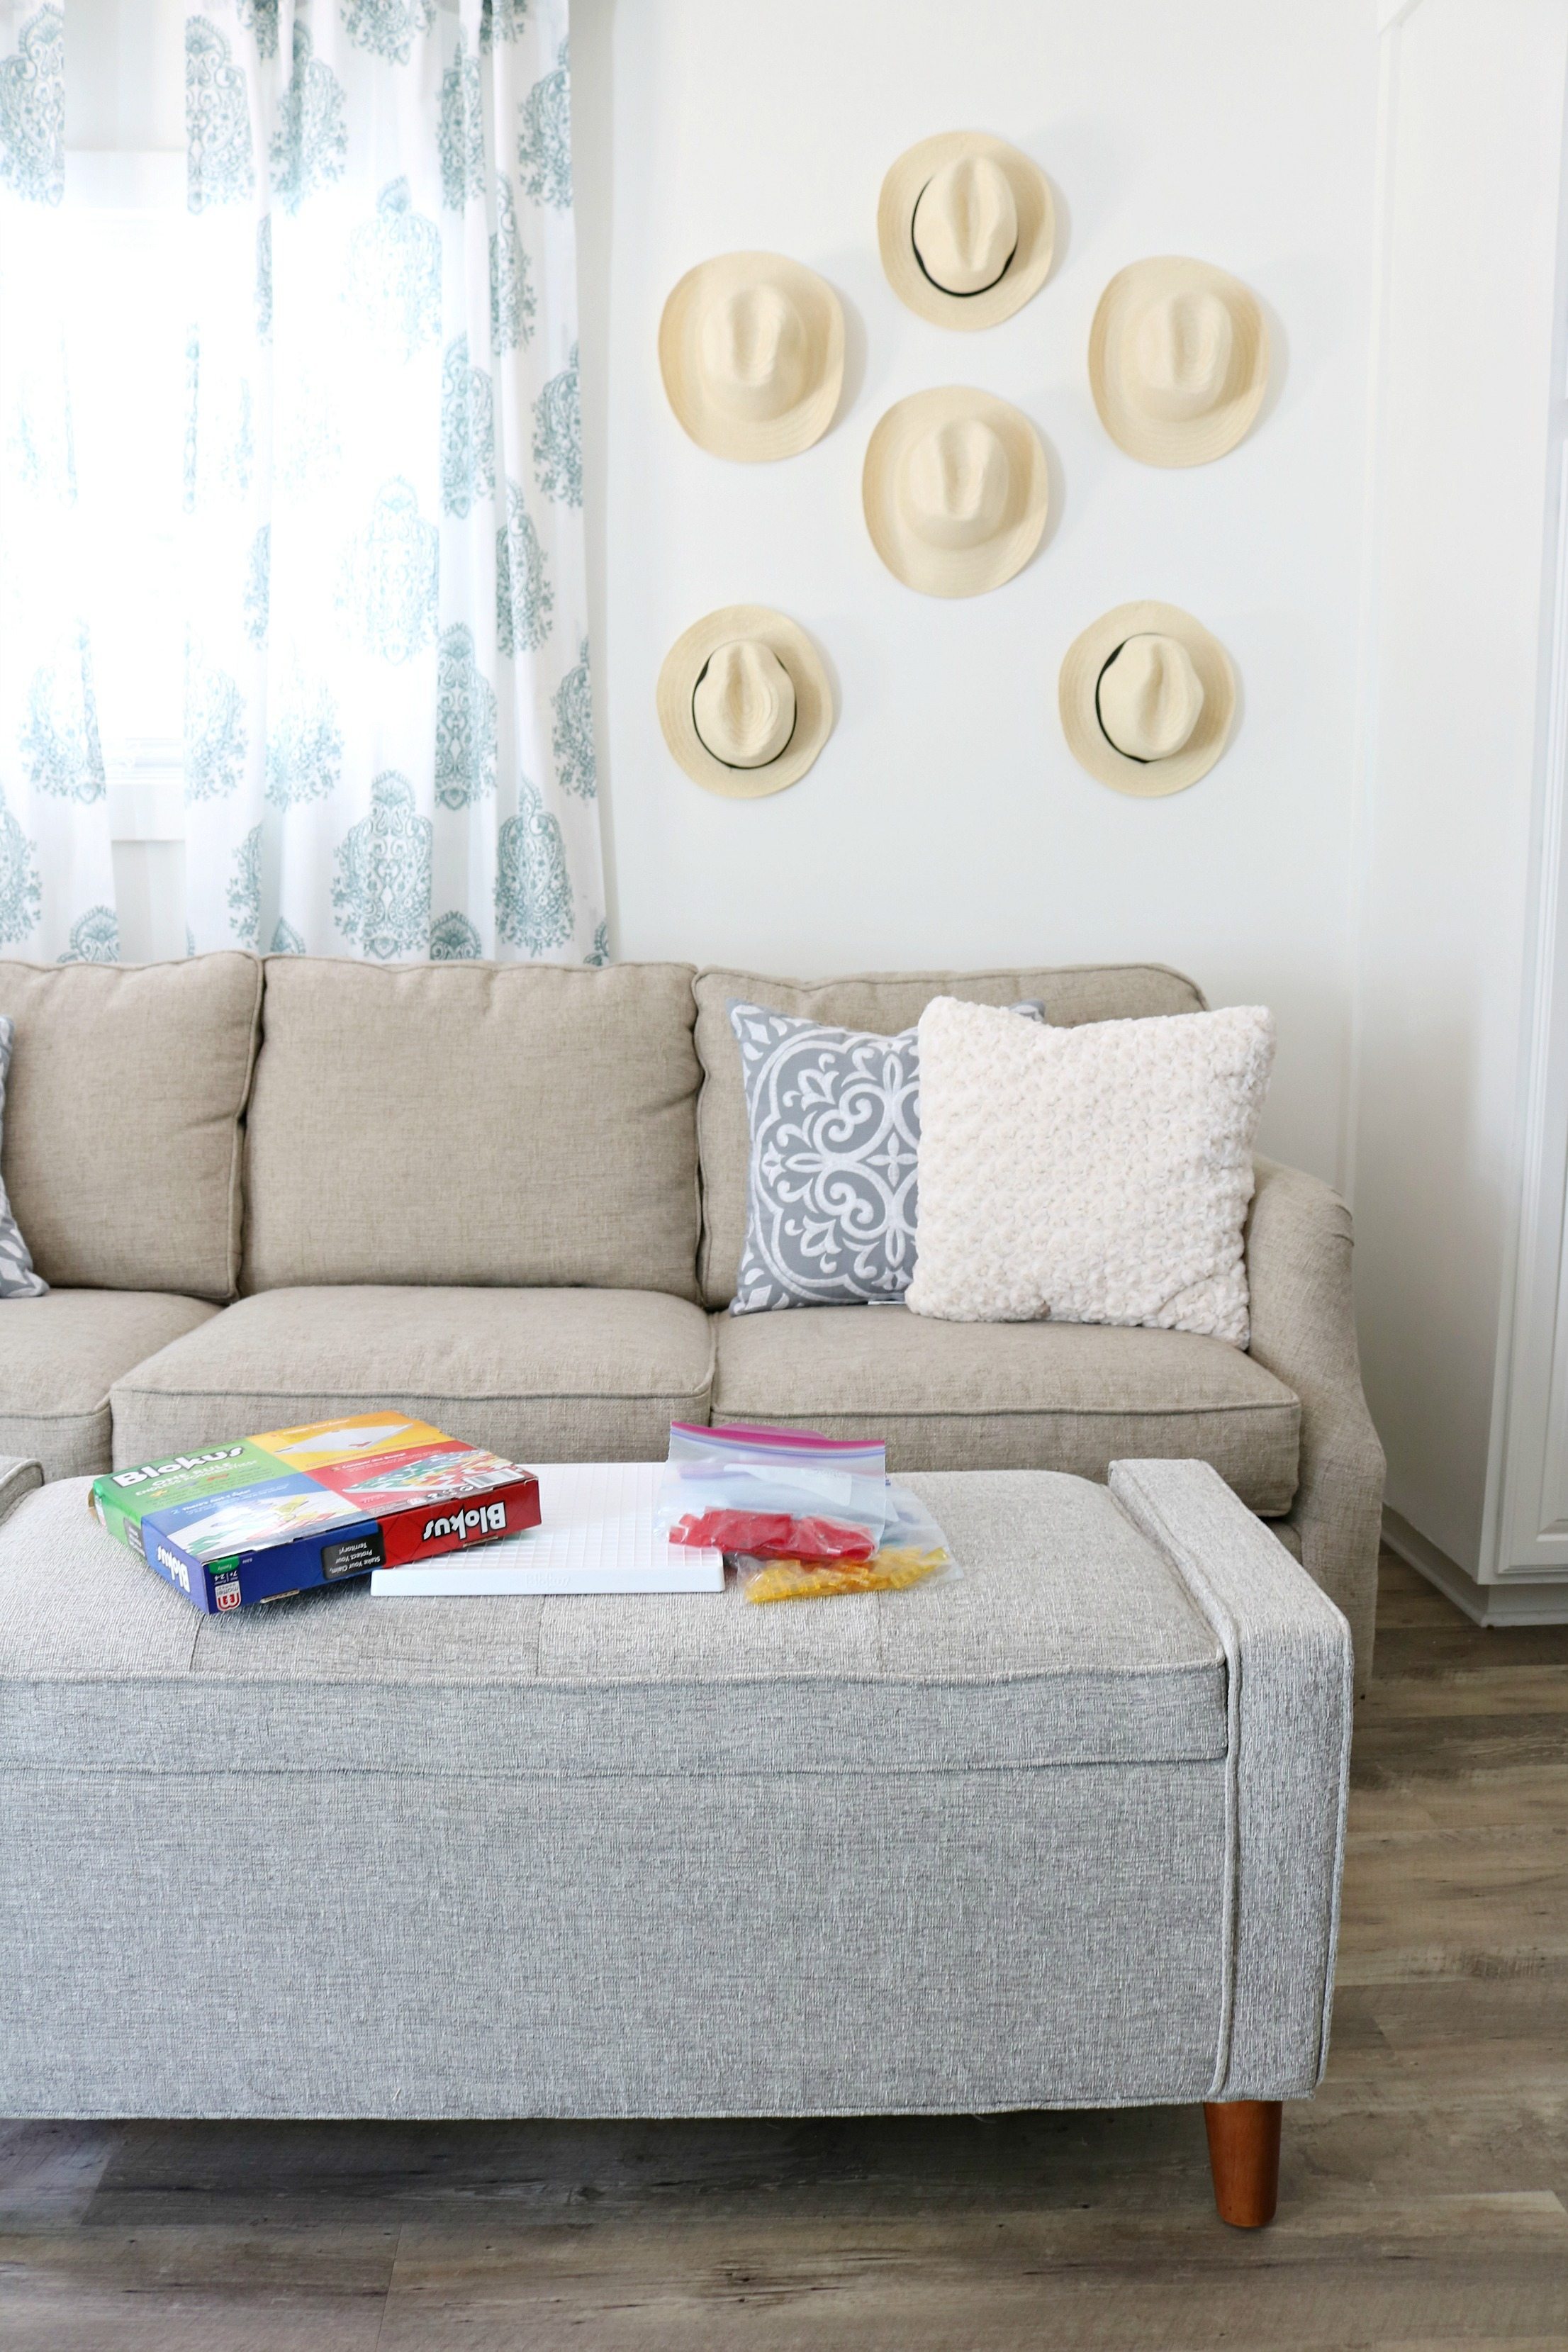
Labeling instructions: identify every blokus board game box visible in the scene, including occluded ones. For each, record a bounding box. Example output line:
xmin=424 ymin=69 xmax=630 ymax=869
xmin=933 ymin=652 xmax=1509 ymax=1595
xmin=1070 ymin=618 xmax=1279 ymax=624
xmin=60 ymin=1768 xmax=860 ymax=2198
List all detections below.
xmin=89 ymin=1413 xmax=542 ymax=1613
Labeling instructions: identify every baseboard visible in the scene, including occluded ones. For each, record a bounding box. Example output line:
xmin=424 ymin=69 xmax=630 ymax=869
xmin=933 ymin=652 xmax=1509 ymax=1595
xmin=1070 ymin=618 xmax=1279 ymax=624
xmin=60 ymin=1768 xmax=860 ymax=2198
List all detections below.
xmin=1382 ymin=1507 xmax=1568 ymax=1625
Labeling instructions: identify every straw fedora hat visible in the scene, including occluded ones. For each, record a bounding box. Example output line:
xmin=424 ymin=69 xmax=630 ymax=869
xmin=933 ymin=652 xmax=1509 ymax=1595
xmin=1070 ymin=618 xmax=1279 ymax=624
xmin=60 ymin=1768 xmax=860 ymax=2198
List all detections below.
xmin=659 ymin=252 xmax=844 ymax=463
xmin=657 ymin=605 xmax=833 ymax=797
xmin=863 ymin=388 xmax=1048 ymax=598
xmin=1089 ymin=257 xmax=1268 ymax=467
xmin=1058 ymin=600 xmax=1236 ymax=795
xmin=878 ymin=132 xmax=1054 ymax=330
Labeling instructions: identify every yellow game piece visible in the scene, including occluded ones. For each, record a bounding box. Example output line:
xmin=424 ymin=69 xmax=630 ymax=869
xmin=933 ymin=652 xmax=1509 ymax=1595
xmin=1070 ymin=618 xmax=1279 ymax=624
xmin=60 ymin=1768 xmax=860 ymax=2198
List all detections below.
xmin=744 ymin=1545 xmax=950 ymax=1603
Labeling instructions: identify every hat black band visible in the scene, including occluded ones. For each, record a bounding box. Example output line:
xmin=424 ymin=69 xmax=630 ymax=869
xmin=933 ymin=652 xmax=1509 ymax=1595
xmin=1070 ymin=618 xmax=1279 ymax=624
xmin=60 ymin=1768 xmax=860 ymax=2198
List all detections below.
xmin=690 ymin=653 xmax=800 ymax=771
xmin=1094 ymin=642 xmax=1154 ymax=763
xmin=910 ymin=177 xmax=1019 ymax=299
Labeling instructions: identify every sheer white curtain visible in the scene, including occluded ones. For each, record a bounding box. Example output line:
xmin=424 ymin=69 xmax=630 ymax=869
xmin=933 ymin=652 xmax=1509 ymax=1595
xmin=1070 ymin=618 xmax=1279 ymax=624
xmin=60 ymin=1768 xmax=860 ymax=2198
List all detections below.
xmin=183 ymin=0 xmax=604 ymax=963
xmin=0 ymin=1 xmax=121 ymax=961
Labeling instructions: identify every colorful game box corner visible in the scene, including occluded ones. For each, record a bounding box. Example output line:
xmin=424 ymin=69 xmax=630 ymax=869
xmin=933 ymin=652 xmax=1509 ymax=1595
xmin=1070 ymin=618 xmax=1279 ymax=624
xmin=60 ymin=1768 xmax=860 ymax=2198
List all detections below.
xmin=89 ymin=1413 xmax=540 ymax=1612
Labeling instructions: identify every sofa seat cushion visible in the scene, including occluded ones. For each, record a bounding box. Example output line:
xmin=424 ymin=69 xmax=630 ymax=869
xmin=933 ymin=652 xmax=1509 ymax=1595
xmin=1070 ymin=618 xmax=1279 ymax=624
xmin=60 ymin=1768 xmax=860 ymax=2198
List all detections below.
xmin=712 ymin=1305 xmax=1299 ymax=1516
xmin=0 ymin=1470 xmax=1226 ymax=1776
xmin=0 ymin=1292 xmax=220 ymax=1480
xmin=109 ymin=1286 xmax=716 ymax=1467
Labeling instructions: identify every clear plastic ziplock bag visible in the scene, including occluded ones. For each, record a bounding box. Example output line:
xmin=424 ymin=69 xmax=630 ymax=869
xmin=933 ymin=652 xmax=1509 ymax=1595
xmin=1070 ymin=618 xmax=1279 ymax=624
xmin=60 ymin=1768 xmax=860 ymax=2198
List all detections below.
xmin=737 ymin=1483 xmax=960 ymax=1603
xmin=657 ymin=1422 xmax=888 ymax=1562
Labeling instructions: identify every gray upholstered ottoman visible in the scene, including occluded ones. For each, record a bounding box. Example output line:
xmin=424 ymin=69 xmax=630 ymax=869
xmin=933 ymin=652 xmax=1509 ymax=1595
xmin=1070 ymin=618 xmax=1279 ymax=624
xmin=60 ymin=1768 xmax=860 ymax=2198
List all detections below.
xmin=0 ymin=1454 xmax=1350 ymax=2226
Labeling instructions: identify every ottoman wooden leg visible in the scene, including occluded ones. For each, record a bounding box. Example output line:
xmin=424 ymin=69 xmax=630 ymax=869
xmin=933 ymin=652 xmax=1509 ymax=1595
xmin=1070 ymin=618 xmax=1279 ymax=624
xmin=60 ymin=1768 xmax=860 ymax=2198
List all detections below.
xmin=1203 ymin=2099 xmax=1282 ymax=2227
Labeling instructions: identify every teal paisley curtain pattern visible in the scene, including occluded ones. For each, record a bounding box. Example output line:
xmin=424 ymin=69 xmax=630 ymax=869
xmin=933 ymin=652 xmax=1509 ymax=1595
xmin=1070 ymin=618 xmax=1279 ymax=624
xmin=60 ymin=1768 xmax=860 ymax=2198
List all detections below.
xmin=0 ymin=2 xmax=119 ymax=960
xmin=184 ymin=0 xmax=604 ymax=964
xmin=0 ymin=0 xmax=62 ymax=204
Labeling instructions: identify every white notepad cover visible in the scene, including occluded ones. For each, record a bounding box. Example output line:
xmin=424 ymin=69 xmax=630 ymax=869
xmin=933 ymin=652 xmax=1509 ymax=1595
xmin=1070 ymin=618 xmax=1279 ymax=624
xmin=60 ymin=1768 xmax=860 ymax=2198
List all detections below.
xmin=369 ymin=1462 xmax=723 ymax=1596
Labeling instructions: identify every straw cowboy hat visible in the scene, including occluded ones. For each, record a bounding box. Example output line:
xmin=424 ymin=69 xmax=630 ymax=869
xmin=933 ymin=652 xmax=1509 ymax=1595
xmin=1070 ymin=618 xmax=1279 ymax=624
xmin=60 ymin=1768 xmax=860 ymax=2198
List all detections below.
xmin=657 ymin=606 xmax=834 ymax=797
xmin=862 ymin=386 xmax=1048 ymax=598
xmin=878 ymin=132 xmax=1054 ymax=330
xmin=659 ymin=252 xmax=844 ymax=462
xmin=1058 ymin=601 xmax=1236 ymax=795
xmin=1089 ymin=257 xmax=1268 ymax=467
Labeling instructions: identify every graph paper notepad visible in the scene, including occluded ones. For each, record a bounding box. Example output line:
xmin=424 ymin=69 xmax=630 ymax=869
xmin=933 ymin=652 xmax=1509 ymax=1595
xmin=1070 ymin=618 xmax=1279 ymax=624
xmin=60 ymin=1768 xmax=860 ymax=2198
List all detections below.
xmin=369 ymin=1462 xmax=724 ymax=1596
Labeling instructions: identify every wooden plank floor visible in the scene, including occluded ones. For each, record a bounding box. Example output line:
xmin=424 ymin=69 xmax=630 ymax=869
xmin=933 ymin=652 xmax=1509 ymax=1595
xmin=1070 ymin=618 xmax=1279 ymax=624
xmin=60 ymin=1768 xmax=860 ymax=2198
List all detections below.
xmin=4 ymin=1547 xmax=1565 ymax=2350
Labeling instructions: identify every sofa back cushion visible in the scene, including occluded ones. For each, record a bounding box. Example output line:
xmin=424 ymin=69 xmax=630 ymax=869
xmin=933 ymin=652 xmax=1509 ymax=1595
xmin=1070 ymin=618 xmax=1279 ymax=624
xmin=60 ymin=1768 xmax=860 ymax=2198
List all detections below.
xmin=0 ymin=954 xmax=262 ymax=1301
xmin=694 ymin=964 xmax=1208 ymax=1308
xmin=243 ymin=959 xmax=702 ymax=1300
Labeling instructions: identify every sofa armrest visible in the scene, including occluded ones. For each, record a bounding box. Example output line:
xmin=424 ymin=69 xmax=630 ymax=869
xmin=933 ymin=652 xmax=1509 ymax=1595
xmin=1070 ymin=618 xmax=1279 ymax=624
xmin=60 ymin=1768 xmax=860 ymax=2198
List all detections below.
xmin=0 ymin=1457 xmax=43 ymax=1529
xmin=1243 ymin=1156 xmax=1385 ymax=1691
xmin=1111 ymin=1457 xmax=1353 ymax=2099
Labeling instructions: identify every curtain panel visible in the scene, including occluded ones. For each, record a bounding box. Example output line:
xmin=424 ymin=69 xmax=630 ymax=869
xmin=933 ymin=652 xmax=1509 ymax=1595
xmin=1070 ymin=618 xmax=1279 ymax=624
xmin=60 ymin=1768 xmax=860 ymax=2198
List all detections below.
xmin=184 ymin=0 xmax=605 ymax=964
xmin=0 ymin=1 xmax=120 ymax=963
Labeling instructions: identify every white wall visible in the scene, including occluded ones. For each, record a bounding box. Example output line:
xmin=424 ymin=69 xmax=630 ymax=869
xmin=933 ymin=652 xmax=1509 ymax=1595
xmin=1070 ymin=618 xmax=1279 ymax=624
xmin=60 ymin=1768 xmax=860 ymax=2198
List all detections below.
xmin=1353 ymin=0 xmax=1568 ymax=1579
xmin=576 ymin=0 xmax=1381 ymax=1180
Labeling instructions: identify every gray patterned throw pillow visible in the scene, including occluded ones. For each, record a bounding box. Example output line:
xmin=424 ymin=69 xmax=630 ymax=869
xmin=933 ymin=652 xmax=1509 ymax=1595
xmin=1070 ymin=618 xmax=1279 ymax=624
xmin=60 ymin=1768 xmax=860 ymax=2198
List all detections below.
xmin=729 ymin=999 xmax=1041 ymax=1314
xmin=0 ymin=1019 xmax=45 ymax=1299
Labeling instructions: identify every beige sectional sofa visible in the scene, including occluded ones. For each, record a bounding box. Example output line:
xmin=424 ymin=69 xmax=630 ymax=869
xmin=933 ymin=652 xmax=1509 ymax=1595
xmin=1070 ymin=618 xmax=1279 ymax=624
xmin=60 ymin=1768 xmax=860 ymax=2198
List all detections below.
xmin=0 ymin=951 xmax=1384 ymax=1674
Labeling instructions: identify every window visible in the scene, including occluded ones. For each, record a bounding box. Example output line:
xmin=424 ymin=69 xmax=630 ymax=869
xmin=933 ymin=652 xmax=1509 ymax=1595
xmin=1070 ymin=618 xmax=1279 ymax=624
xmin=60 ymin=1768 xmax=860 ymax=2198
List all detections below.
xmin=66 ymin=159 xmax=185 ymax=780
xmin=62 ymin=0 xmax=189 ymax=956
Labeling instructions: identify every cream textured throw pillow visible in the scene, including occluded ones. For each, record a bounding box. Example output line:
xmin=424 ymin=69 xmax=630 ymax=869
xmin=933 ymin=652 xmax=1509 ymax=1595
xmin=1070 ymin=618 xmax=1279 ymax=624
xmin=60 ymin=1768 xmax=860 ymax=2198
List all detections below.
xmin=906 ymin=999 xmax=1275 ymax=1346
